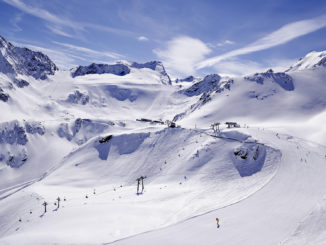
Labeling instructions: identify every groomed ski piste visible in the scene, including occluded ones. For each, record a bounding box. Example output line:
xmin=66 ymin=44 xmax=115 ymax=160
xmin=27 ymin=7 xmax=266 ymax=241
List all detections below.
xmin=1 ymin=36 xmax=326 ymax=244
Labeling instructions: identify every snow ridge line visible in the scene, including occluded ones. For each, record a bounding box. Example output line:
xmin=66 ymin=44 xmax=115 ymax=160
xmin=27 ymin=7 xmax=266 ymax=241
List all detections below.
xmin=190 ymin=127 xmax=265 ymax=146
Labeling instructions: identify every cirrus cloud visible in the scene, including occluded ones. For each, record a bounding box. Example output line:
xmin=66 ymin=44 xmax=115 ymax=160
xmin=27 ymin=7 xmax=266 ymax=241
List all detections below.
xmin=197 ymin=14 xmax=326 ymax=69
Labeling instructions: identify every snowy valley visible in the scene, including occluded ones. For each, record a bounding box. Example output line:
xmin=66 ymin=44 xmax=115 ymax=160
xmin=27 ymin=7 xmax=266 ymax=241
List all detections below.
xmin=0 ymin=35 xmax=326 ymax=245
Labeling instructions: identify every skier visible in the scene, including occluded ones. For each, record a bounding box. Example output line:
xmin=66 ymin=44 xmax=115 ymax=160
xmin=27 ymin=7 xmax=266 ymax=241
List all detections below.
xmin=216 ymin=218 xmax=220 ymax=228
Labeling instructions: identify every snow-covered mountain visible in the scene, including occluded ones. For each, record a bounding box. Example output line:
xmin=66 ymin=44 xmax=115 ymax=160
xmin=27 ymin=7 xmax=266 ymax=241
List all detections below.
xmin=71 ymin=60 xmax=172 ymax=85
xmin=1 ymin=35 xmax=326 ymax=245
xmin=174 ymin=66 xmax=326 ymax=146
xmin=0 ymin=36 xmax=57 ymax=80
xmin=286 ymin=50 xmax=326 ymax=71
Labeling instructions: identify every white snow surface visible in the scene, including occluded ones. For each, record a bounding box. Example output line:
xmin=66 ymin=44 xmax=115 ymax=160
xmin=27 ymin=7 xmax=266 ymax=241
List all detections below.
xmin=287 ymin=50 xmax=326 ymax=72
xmin=0 ymin=42 xmax=326 ymax=245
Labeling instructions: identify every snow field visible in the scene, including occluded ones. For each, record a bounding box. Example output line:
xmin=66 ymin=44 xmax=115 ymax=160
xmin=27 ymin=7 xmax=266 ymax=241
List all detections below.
xmin=0 ymin=127 xmax=281 ymax=244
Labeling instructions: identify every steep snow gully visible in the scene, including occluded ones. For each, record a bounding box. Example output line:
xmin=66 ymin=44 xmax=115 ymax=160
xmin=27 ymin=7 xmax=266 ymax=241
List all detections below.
xmin=1 ymin=35 xmax=326 ymax=244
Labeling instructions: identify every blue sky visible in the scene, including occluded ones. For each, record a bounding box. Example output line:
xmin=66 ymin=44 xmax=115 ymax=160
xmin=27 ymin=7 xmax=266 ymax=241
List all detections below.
xmin=1 ymin=0 xmax=326 ymax=77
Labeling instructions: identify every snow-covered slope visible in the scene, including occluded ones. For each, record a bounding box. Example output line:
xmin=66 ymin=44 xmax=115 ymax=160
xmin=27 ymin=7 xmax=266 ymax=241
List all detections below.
xmin=287 ymin=50 xmax=326 ymax=72
xmin=174 ymin=67 xmax=326 ymax=145
xmin=110 ymin=128 xmax=326 ymax=245
xmin=0 ymin=126 xmax=282 ymax=244
xmin=0 ymin=35 xmax=326 ymax=245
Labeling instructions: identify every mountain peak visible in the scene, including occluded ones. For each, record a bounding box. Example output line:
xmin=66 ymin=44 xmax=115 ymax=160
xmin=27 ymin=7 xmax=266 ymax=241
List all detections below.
xmin=182 ymin=74 xmax=221 ymax=96
xmin=286 ymin=50 xmax=326 ymax=72
xmin=131 ymin=60 xmax=171 ymax=85
xmin=0 ymin=35 xmax=58 ymax=80
xmin=71 ymin=60 xmax=172 ymax=85
xmin=71 ymin=63 xmax=130 ymax=78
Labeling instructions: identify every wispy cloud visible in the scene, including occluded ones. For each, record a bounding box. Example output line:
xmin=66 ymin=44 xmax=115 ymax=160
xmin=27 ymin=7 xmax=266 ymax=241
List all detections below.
xmin=207 ymin=40 xmax=235 ymax=49
xmin=9 ymin=13 xmax=23 ymax=32
xmin=213 ymin=59 xmax=267 ymax=77
xmin=53 ymin=41 xmax=123 ymax=60
xmin=85 ymin=23 xmax=135 ymax=37
xmin=138 ymin=36 xmax=149 ymax=41
xmin=197 ymin=14 xmax=326 ymax=69
xmin=215 ymin=40 xmax=235 ymax=47
xmin=154 ymin=36 xmax=211 ymax=76
xmin=212 ymin=58 xmax=296 ymax=77
xmin=3 ymin=0 xmax=135 ymax=38
xmin=46 ymin=25 xmax=74 ymax=38
xmin=3 ymin=0 xmax=83 ymax=30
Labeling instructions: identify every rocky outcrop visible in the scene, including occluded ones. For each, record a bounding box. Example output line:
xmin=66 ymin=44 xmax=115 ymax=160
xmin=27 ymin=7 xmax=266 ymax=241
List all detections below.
xmin=0 ymin=121 xmax=28 ymax=145
xmin=182 ymin=74 xmax=221 ymax=96
xmin=24 ymin=121 xmax=45 ymax=135
xmin=2 ymin=149 xmax=28 ymax=168
xmin=0 ymin=120 xmax=46 ymax=168
xmin=71 ymin=60 xmax=172 ymax=85
xmin=71 ymin=63 xmax=130 ymax=77
xmin=232 ymin=144 xmax=267 ymax=177
xmin=175 ymin=76 xmax=195 ymax=83
xmin=173 ymin=79 xmax=233 ymax=121
xmin=245 ymin=69 xmax=294 ymax=91
xmin=66 ymin=90 xmax=89 ymax=105
xmin=13 ymin=78 xmax=29 ymax=88
xmin=0 ymin=35 xmax=58 ymax=80
xmin=57 ymin=118 xmax=115 ymax=145
xmin=0 ymin=87 xmax=9 ymax=102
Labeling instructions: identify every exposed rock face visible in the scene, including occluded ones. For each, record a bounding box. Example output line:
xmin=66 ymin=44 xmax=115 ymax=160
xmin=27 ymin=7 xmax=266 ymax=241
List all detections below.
xmin=57 ymin=118 xmax=115 ymax=145
xmin=99 ymin=135 xmax=113 ymax=143
xmin=245 ymin=69 xmax=294 ymax=91
xmin=66 ymin=90 xmax=90 ymax=105
xmin=0 ymin=120 xmax=46 ymax=168
xmin=0 ymin=121 xmax=28 ymax=145
xmin=0 ymin=121 xmax=28 ymax=168
xmin=24 ymin=121 xmax=45 ymax=135
xmin=175 ymin=76 xmax=195 ymax=83
xmin=173 ymin=79 xmax=233 ymax=122
xmin=182 ymin=74 xmax=221 ymax=96
xmin=71 ymin=60 xmax=172 ymax=85
xmin=232 ymin=144 xmax=267 ymax=177
xmin=131 ymin=61 xmax=171 ymax=85
xmin=0 ymin=35 xmax=58 ymax=80
xmin=5 ymin=150 xmax=28 ymax=168
xmin=13 ymin=78 xmax=29 ymax=88
xmin=316 ymin=56 xmax=326 ymax=67
xmin=71 ymin=63 xmax=130 ymax=77
xmin=0 ymin=87 xmax=9 ymax=102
